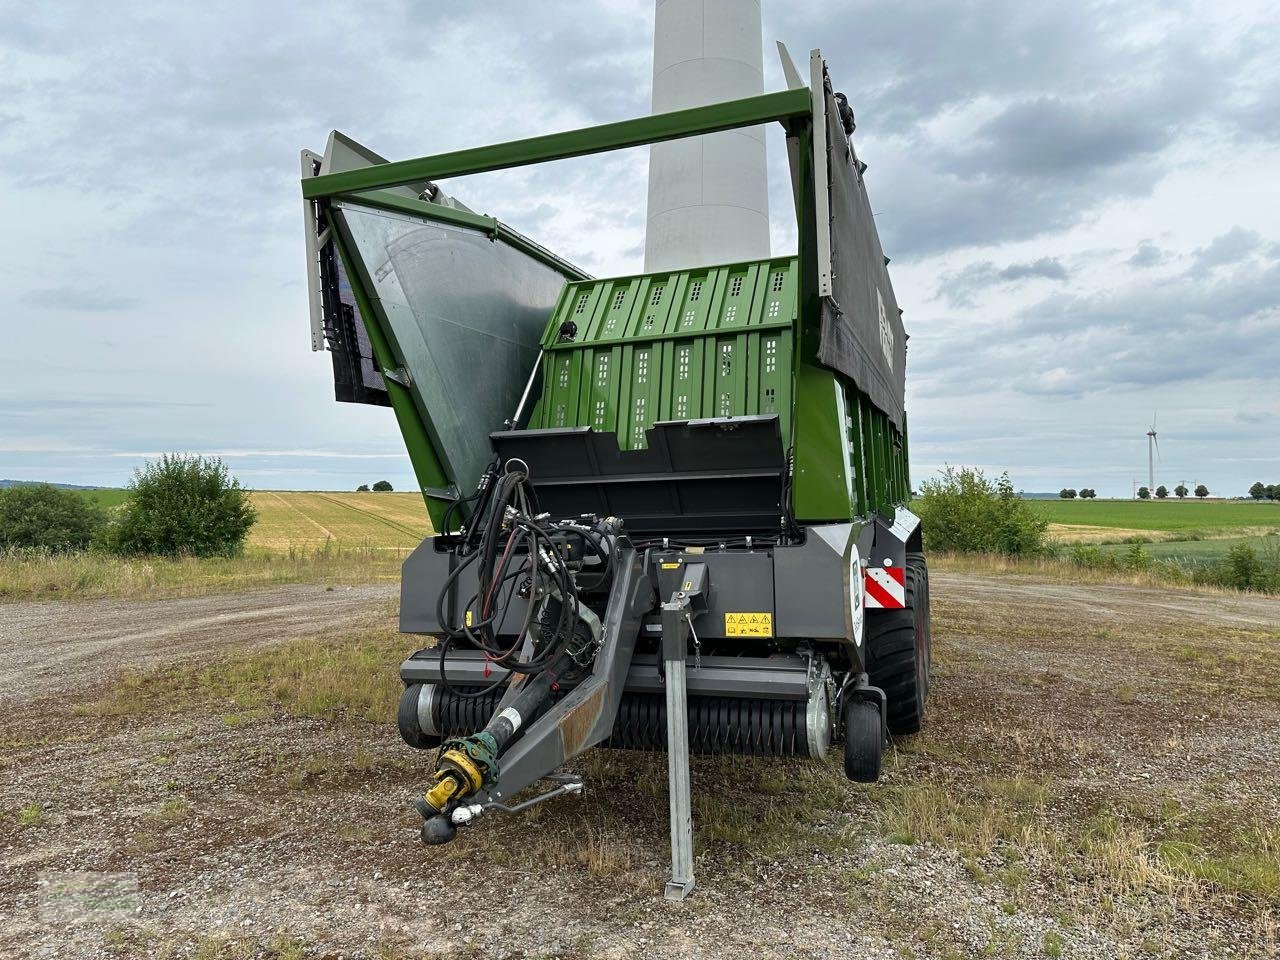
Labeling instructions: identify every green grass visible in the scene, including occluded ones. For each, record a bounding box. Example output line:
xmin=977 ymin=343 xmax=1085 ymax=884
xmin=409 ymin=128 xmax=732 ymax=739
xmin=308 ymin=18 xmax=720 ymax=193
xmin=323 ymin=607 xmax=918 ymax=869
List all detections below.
xmin=0 ymin=543 xmax=406 ymax=602
xmin=1029 ymin=496 xmax=1280 ymax=535
xmin=85 ymin=612 xmax=406 ymax=723
xmin=1028 ymin=498 xmax=1280 ymax=532
xmin=1097 ymin=532 xmax=1280 ymax=569
xmin=70 ymin=488 xmax=132 ymax=509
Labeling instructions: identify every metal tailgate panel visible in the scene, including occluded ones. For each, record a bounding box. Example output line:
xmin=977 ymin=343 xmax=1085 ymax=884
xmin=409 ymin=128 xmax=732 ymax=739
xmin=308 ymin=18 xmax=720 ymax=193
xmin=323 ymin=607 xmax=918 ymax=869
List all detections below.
xmin=331 ymin=201 xmax=569 ymax=498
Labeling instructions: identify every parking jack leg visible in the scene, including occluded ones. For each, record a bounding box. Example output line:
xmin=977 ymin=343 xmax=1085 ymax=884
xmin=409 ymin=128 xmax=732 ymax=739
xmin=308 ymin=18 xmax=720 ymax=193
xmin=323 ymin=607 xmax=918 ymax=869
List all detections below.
xmin=662 ymin=595 xmax=695 ymax=901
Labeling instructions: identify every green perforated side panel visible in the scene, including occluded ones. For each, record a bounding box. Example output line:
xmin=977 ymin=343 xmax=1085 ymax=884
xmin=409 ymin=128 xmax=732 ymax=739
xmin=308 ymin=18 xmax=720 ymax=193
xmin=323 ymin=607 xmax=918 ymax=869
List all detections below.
xmin=529 ymin=256 xmax=798 ymax=448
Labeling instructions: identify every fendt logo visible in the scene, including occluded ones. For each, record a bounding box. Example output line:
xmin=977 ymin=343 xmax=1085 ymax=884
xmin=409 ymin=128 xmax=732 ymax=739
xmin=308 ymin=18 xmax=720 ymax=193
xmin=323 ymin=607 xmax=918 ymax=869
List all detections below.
xmin=877 ymin=288 xmax=894 ymax=370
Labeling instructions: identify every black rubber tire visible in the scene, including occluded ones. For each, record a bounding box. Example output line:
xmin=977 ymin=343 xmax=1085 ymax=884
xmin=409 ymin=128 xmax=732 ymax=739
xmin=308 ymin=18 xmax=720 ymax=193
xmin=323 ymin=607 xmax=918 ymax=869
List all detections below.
xmin=842 ymin=699 xmax=883 ymax=783
xmin=866 ymin=563 xmax=926 ymax=735
xmin=907 ymin=551 xmax=932 ymax=698
xmin=397 ymin=683 xmax=441 ymax=750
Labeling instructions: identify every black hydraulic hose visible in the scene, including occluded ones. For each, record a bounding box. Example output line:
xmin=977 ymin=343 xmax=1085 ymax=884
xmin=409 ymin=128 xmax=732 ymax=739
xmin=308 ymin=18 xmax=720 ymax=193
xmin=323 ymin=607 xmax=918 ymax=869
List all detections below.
xmin=431 ymin=466 xmax=602 ymax=710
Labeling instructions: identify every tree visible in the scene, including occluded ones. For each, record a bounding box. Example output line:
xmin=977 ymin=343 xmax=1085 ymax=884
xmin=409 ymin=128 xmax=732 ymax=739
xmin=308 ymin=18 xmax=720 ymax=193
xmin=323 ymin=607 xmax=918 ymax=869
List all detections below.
xmin=1059 ymin=488 xmax=1077 ymax=499
xmin=1138 ymin=486 xmax=1151 ymax=500
xmin=0 ymin=484 xmax=106 ymax=551
xmin=108 ymin=454 xmax=256 ymax=557
xmin=1249 ymin=481 xmax=1266 ymax=500
xmin=1267 ymin=484 xmax=1279 ymax=501
xmin=1195 ymin=484 xmax=1209 ymax=498
xmin=356 ymin=484 xmax=370 ymax=492
xmin=1079 ymin=488 xmax=1096 ymax=499
xmin=1155 ymin=485 xmax=1169 ymax=499
xmin=1174 ymin=484 xmax=1189 ymax=499
xmin=912 ymin=466 xmax=1048 ymax=555
xmin=372 ymin=480 xmax=394 ymax=492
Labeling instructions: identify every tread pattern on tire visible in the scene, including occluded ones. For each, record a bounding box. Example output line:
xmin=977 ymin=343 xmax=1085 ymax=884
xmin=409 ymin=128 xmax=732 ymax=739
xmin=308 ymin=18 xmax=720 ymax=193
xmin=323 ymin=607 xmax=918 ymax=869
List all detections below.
xmin=866 ymin=562 xmax=925 ymax=735
xmin=907 ymin=551 xmax=932 ymax=694
xmin=842 ymin=699 xmax=882 ymax=783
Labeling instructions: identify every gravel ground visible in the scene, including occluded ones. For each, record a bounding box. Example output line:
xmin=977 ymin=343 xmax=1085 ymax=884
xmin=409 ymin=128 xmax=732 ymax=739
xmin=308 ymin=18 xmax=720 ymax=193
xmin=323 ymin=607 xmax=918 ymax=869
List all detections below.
xmin=0 ymin=584 xmax=396 ymax=705
xmin=0 ymin=575 xmax=1277 ymax=959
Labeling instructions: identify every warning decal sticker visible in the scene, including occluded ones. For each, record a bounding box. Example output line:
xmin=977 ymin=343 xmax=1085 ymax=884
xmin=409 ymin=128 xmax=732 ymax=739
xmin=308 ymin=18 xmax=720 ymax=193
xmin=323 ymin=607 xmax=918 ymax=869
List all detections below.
xmin=724 ymin=612 xmax=773 ymax=637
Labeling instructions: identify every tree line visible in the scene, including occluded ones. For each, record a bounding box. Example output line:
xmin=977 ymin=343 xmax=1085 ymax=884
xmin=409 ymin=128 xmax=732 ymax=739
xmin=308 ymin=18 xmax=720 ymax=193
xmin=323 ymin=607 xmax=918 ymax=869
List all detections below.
xmin=1249 ymin=482 xmax=1280 ymax=501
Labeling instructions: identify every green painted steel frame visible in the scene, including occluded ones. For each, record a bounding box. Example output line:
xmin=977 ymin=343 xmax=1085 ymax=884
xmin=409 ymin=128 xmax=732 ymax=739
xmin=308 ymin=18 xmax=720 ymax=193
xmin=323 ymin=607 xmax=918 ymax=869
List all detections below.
xmin=304 ymin=82 xmax=911 ymax=526
xmin=303 ymin=89 xmax=811 ymax=200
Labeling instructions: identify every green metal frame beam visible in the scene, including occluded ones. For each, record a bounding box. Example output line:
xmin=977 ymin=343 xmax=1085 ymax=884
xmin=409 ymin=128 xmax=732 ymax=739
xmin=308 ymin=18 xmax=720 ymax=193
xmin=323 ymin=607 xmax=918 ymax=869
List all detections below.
xmin=302 ymin=88 xmax=812 ymax=199
xmin=339 ymin=190 xmax=591 ymax=281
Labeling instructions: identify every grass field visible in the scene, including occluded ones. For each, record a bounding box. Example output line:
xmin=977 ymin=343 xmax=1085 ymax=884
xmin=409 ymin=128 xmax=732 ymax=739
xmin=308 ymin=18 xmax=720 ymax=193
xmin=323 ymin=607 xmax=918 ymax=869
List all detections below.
xmin=72 ymin=489 xmax=132 ymax=509
xmin=1027 ymin=499 xmax=1280 ymax=581
xmin=1029 ymin=497 xmax=1280 ymax=532
xmin=1098 ymin=532 xmax=1280 ymax=569
xmin=1 ymin=490 xmax=434 ymax=602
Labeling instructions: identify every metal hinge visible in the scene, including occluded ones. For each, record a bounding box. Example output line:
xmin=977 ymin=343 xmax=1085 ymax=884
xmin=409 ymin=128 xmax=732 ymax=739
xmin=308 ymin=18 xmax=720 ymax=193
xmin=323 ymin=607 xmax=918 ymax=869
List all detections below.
xmin=383 ymin=366 xmax=413 ymax=388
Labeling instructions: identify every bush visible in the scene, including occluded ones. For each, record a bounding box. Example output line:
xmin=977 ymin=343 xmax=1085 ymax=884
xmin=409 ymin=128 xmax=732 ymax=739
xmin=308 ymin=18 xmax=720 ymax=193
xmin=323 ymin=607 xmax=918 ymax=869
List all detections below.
xmin=1068 ymin=543 xmax=1118 ymax=571
xmin=107 ymin=454 xmax=256 ymax=557
xmin=372 ymin=480 xmax=394 ymax=492
xmin=0 ymin=485 xmax=105 ymax=551
xmin=913 ymin=467 xmax=1048 ymax=555
xmin=1121 ymin=542 xmax=1151 ymax=570
xmin=356 ymin=484 xmax=370 ymax=492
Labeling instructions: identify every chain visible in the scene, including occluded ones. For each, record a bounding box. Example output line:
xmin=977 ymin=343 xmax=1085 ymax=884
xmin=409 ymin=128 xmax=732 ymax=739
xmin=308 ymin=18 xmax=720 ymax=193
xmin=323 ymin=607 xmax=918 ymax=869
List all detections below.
xmin=686 ymin=612 xmax=701 ymax=671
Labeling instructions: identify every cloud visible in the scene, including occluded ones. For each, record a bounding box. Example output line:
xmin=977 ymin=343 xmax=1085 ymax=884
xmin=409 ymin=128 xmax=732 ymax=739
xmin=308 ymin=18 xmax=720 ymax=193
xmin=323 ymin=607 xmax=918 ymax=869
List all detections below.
xmin=1128 ymin=240 xmax=1168 ymax=268
xmin=915 ymin=253 xmax=1280 ymax=401
xmin=1187 ymin=225 xmax=1264 ymax=275
xmin=1 ymin=0 xmax=1278 ymax=497
xmin=936 ymin=256 xmax=1068 ymax=306
xmin=20 ymin=287 xmax=141 ymax=312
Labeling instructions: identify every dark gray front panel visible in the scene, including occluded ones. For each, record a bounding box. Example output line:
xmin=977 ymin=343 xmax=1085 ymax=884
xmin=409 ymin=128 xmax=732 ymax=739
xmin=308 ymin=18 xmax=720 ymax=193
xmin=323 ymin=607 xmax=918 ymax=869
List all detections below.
xmin=400 ymin=536 xmax=531 ymax=636
xmin=773 ymin=525 xmax=852 ymax=640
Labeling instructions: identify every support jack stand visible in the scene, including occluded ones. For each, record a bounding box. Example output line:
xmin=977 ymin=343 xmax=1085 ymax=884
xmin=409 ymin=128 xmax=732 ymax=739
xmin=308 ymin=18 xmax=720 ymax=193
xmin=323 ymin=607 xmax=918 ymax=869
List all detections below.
xmin=659 ymin=564 xmax=707 ymax=901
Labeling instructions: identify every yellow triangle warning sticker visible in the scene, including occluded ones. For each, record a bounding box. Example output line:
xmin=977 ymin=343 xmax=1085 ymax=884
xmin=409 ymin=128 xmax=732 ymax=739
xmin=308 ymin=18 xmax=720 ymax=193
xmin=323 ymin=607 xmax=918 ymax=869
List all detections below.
xmin=724 ymin=612 xmax=772 ymax=637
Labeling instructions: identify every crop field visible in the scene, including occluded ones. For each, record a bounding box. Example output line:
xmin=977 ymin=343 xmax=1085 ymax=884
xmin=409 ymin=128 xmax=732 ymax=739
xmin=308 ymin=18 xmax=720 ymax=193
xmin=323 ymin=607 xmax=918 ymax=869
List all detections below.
xmin=1029 ymin=497 xmax=1280 ymax=533
xmin=1097 ymin=532 xmax=1280 ymax=568
xmin=1028 ymin=498 xmax=1280 ymax=576
xmin=1 ymin=491 xmax=434 ymax=603
xmin=245 ymin=491 xmax=431 ymax=552
xmin=72 ymin=489 xmax=133 ymax=509
xmin=73 ymin=489 xmax=433 ymax=552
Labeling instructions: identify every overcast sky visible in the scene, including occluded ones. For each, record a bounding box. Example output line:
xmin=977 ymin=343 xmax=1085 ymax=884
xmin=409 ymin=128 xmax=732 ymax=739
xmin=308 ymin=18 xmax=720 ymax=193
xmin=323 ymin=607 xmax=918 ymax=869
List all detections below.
xmin=2 ymin=0 xmax=1277 ymax=497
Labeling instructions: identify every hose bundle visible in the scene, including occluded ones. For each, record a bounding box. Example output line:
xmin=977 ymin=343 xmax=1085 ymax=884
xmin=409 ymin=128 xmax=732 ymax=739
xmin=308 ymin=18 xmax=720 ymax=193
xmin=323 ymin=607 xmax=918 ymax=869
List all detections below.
xmin=433 ymin=462 xmax=614 ymax=700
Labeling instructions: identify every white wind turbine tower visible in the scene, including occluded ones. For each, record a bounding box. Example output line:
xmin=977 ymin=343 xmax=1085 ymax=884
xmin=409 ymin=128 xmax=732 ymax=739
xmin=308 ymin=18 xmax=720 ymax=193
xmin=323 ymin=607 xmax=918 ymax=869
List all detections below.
xmin=1146 ymin=414 xmax=1160 ymax=494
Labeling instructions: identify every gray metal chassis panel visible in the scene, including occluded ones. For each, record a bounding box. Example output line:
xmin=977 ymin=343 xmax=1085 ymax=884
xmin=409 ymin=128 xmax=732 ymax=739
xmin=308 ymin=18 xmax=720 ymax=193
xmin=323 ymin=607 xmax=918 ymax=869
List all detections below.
xmin=401 ymin=522 xmax=869 ymax=656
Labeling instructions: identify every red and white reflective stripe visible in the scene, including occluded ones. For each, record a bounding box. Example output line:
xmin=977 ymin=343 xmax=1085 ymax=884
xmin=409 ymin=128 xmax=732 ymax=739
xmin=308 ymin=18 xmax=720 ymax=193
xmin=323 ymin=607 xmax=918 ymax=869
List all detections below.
xmin=864 ymin=564 xmax=906 ymax=609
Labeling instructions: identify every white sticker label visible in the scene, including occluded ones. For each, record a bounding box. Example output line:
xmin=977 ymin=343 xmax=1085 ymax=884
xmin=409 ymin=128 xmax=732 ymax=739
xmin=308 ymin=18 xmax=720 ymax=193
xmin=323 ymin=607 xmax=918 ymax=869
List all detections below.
xmin=877 ymin=288 xmax=894 ymax=370
xmin=496 ymin=707 xmax=522 ymax=733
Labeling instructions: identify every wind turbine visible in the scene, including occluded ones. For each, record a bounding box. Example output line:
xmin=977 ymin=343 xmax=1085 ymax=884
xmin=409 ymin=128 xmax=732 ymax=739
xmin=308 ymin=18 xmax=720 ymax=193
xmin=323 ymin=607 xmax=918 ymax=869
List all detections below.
xmin=1146 ymin=414 xmax=1160 ymax=494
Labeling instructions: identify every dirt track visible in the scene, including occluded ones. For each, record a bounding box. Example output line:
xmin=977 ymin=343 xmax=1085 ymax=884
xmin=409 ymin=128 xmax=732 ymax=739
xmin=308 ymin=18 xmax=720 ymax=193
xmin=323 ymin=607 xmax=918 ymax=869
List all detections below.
xmin=0 ymin=584 xmax=396 ymax=705
xmin=1 ymin=574 xmax=1277 ymax=959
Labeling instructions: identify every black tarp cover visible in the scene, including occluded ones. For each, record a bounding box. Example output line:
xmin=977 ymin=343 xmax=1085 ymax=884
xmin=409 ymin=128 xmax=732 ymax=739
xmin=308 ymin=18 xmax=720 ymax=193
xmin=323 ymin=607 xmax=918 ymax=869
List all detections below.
xmin=816 ymin=85 xmax=907 ymax=432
